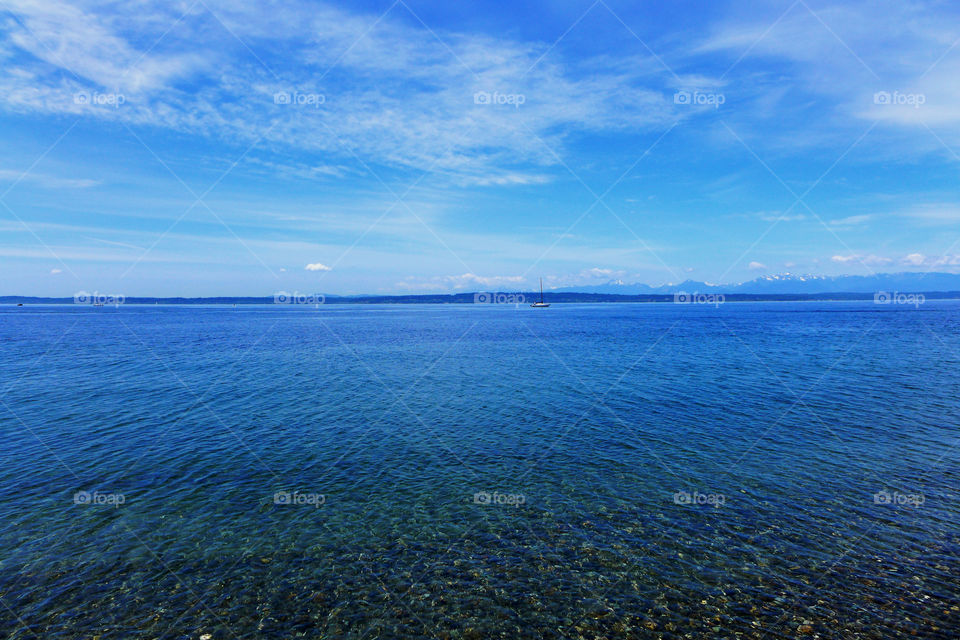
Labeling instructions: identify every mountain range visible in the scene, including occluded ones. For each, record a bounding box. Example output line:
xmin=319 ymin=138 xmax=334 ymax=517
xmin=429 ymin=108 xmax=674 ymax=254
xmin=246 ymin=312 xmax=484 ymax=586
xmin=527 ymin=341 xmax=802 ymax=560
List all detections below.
xmin=4 ymin=273 xmax=960 ymax=305
xmin=553 ymin=272 xmax=960 ymax=294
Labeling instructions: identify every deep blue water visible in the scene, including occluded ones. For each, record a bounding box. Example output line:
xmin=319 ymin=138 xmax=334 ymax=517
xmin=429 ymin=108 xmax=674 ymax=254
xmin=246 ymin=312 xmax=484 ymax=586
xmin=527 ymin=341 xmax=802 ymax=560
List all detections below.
xmin=1 ymin=301 xmax=958 ymax=639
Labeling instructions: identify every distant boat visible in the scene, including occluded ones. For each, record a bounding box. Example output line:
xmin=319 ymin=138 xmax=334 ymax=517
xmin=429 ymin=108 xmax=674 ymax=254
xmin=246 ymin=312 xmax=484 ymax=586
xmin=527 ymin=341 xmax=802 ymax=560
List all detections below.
xmin=531 ymin=278 xmax=550 ymax=308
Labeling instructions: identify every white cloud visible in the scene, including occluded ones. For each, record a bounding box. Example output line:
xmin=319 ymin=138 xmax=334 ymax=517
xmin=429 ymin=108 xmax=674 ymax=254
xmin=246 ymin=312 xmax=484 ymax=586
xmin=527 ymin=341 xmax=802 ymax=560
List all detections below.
xmin=305 ymin=262 xmax=332 ymax=271
xmin=930 ymin=254 xmax=960 ymax=267
xmin=897 ymin=253 xmax=960 ymax=268
xmin=758 ymin=212 xmax=806 ymax=222
xmin=392 ymin=281 xmax=448 ymax=291
xmin=831 ymin=254 xmax=893 ymax=266
xmin=698 ymin=0 xmax=960 ymax=151
xmin=50 ymin=268 xmax=62 ymax=274
xmin=906 ymin=205 xmax=960 ymax=224
xmin=589 ymin=268 xmax=613 ymax=276
xmin=0 ymin=169 xmax=99 ymax=189
xmin=828 ymin=252 xmax=960 ymax=268
xmin=829 ymin=214 xmax=871 ymax=226
xmin=0 ymin=0 xmax=678 ymax=181
xmin=748 ymin=261 xmax=766 ymax=270
xmin=1 ymin=0 xmax=209 ymax=94
xmin=442 ymin=273 xmax=524 ymax=288
xmin=583 ymin=267 xmax=622 ymax=279
xmin=396 ymin=273 xmax=525 ymax=291
xmin=466 ymin=173 xmax=552 ymax=187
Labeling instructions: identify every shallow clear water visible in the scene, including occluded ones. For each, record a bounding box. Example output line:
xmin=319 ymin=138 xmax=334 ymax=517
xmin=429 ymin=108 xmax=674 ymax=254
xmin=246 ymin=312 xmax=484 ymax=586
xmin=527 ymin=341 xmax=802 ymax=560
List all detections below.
xmin=1 ymin=302 xmax=958 ymax=639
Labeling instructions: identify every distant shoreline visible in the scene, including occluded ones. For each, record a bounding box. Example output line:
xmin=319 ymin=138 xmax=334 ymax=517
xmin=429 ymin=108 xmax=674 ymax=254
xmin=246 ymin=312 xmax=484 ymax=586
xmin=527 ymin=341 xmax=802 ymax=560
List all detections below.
xmin=4 ymin=292 xmax=960 ymax=305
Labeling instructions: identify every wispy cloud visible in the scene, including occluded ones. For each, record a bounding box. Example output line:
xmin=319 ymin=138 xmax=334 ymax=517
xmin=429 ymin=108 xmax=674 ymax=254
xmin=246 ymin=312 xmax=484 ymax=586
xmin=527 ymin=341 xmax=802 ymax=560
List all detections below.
xmin=698 ymin=0 xmax=960 ymax=149
xmin=901 ymin=253 xmax=960 ymax=267
xmin=758 ymin=211 xmax=807 ymax=222
xmin=3 ymin=0 xmax=959 ymax=295
xmin=905 ymin=205 xmax=960 ymax=224
xmin=0 ymin=169 xmax=99 ymax=188
xmin=829 ymin=214 xmax=871 ymax=226
xmin=829 ymin=252 xmax=960 ymax=269
xmin=831 ymin=254 xmax=893 ymax=266
xmin=395 ymin=273 xmax=526 ymax=291
xmin=0 ymin=0 xmax=679 ymax=182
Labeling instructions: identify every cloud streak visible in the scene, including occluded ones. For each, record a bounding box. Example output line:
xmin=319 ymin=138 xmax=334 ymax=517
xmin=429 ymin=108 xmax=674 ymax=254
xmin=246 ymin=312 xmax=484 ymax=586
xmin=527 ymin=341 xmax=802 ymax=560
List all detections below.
xmin=0 ymin=0 xmax=679 ymax=182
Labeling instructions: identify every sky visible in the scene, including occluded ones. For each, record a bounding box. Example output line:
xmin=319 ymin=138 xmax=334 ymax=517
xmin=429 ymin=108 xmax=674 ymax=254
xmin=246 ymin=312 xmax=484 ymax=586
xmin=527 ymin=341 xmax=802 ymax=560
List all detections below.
xmin=1 ymin=0 xmax=959 ymax=296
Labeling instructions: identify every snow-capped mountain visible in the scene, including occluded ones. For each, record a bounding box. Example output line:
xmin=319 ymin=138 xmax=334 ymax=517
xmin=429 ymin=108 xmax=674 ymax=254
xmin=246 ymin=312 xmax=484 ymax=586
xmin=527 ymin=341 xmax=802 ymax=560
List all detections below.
xmin=555 ymin=272 xmax=960 ymax=294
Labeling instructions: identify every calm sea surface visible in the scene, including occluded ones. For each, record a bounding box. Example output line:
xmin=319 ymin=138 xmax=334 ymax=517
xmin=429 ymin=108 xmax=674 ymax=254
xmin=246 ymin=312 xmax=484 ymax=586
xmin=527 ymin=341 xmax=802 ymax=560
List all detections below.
xmin=1 ymin=302 xmax=958 ymax=639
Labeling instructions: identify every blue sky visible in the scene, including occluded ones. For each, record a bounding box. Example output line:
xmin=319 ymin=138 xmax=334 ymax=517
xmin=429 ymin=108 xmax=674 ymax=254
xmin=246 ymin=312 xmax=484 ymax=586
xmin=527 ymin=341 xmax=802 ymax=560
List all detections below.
xmin=1 ymin=0 xmax=959 ymax=296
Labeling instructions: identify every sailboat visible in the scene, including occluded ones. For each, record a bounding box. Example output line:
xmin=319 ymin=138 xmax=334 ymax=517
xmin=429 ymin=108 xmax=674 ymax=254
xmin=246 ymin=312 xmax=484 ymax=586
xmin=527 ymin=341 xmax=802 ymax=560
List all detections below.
xmin=530 ymin=277 xmax=550 ymax=307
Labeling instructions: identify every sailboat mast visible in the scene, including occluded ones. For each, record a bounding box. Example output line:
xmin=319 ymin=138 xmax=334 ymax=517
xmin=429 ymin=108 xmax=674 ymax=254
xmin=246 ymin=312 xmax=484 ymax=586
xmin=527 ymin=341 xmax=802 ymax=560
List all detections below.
xmin=530 ymin=276 xmax=550 ymax=307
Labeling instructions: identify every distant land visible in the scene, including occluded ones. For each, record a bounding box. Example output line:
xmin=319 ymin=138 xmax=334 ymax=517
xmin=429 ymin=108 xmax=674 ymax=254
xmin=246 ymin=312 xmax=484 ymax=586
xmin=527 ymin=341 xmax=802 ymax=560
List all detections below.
xmin=553 ymin=272 xmax=960 ymax=295
xmin=3 ymin=272 xmax=959 ymax=305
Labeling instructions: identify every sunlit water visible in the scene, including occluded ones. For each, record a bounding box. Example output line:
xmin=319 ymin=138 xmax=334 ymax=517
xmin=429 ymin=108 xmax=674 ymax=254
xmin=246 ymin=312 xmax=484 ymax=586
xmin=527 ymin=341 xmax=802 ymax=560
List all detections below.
xmin=1 ymin=302 xmax=958 ymax=639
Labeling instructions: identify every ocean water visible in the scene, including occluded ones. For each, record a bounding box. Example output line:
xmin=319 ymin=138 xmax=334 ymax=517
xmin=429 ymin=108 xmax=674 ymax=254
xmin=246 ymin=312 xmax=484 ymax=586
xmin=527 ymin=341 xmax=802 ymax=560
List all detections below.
xmin=1 ymin=301 xmax=958 ymax=639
